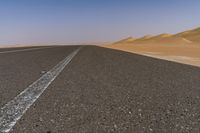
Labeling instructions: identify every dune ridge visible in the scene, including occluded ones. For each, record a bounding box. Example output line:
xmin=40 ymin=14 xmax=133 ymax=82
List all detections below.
xmin=175 ymin=27 xmax=200 ymax=43
xmin=114 ymin=37 xmax=135 ymax=44
xmin=103 ymin=27 xmax=200 ymax=68
xmin=113 ymin=27 xmax=200 ymax=45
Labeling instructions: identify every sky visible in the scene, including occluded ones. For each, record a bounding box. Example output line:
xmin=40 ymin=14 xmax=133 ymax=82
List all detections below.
xmin=0 ymin=0 xmax=200 ymax=45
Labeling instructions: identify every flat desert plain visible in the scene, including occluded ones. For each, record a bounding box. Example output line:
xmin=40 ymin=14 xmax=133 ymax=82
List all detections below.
xmin=103 ymin=27 xmax=200 ymax=67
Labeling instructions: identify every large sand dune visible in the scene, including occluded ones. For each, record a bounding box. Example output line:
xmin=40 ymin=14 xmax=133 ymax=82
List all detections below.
xmin=103 ymin=27 xmax=200 ymax=67
xmin=114 ymin=37 xmax=135 ymax=44
xmin=134 ymin=34 xmax=192 ymax=45
xmin=113 ymin=27 xmax=200 ymax=45
xmin=175 ymin=27 xmax=200 ymax=43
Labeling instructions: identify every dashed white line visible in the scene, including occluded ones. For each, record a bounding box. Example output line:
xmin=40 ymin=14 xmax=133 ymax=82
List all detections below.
xmin=0 ymin=47 xmax=81 ymax=132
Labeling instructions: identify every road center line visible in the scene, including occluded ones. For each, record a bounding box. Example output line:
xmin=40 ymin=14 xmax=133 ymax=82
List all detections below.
xmin=0 ymin=47 xmax=81 ymax=133
xmin=0 ymin=46 xmax=53 ymax=54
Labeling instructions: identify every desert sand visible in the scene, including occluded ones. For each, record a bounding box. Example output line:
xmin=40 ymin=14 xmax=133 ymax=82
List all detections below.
xmin=103 ymin=27 xmax=200 ymax=67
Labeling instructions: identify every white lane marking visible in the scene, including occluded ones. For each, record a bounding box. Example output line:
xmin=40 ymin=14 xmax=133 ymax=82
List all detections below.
xmin=0 ymin=47 xmax=81 ymax=133
xmin=0 ymin=47 xmax=53 ymax=54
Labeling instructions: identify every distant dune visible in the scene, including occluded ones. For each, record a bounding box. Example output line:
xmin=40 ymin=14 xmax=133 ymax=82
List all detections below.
xmin=114 ymin=37 xmax=135 ymax=44
xmin=103 ymin=27 xmax=200 ymax=67
xmin=112 ymin=27 xmax=200 ymax=45
xmin=175 ymin=27 xmax=200 ymax=43
xmin=0 ymin=44 xmax=45 ymax=48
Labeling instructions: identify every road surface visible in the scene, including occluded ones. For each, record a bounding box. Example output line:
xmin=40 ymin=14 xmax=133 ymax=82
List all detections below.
xmin=0 ymin=46 xmax=200 ymax=133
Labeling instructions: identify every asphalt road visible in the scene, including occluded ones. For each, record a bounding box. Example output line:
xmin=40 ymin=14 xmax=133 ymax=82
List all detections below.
xmin=0 ymin=46 xmax=200 ymax=133
xmin=0 ymin=46 xmax=78 ymax=107
xmin=0 ymin=46 xmax=56 ymax=52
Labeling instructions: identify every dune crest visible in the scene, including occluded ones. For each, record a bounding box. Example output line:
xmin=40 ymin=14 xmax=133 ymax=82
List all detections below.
xmin=103 ymin=27 xmax=200 ymax=68
xmin=113 ymin=27 xmax=200 ymax=45
xmin=115 ymin=37 xmax=135 ymax=44
xmin=134 ymin=35 xmax=153 ymax=42
xmin=175 ymin=27 xmax=200 ymax=43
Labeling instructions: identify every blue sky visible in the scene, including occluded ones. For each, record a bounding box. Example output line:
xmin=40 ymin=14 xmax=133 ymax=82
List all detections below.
xmin=0 ymin=0 xmax=200 ymax=45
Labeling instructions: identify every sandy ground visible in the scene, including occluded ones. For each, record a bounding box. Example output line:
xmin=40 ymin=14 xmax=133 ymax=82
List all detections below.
xmin=102 ymin=43 xmax=200 ymax=68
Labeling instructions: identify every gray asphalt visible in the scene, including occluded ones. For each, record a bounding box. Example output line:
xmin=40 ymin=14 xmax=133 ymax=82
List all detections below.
xmin=0 ymin=46 xmax=200 ymax=133
xmin=0 ymin=46 xmax=78 ymax=107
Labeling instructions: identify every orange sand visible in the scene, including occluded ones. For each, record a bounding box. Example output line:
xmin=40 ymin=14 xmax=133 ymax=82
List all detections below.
xmin=102 ymin=27 xmax=200 ymax=67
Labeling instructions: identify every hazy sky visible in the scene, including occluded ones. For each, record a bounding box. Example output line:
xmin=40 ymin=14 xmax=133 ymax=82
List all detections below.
xmin=0 ymin=0 xmax=200 ymax=45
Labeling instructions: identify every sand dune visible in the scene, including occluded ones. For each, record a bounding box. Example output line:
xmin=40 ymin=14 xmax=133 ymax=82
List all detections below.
xmin=134 ymin=34 xmax=192 ymax=45
xmin=133 ymin=35 xmax=153 ymax=42
xmin=103 ymin=27 xmax=200 ymax=67
xmin=114 ymin=37 xmax=135 ymax=44
xmin=113 ymin=27 xmax=200 ymax=45
xmin=175 ymin=27 xmax=200 ymax=43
